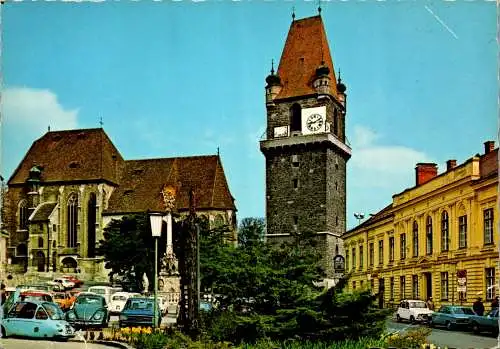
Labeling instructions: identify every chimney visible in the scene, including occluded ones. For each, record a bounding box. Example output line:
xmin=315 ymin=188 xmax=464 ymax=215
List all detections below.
xmin=484 ymin=141 xmax=495 ymax=154
xmin=415 ymin=163 xmax=438 ymax=186
xmin=446 ymin=160 xmax=457 ymax=171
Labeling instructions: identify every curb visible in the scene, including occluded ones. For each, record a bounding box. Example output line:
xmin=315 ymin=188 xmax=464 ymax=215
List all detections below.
xmin=89 ymin=340 xmax=133 ymax=349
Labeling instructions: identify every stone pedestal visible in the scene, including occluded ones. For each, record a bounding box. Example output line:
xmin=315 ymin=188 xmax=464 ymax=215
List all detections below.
xmin=159 ymin=274 xmax=180 ymax=293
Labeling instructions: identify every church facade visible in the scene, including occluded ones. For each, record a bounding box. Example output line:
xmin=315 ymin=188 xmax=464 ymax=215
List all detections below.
xmin=3 ymin=128 xmax=236 ymax=281
xmin=260 ymin=14 xmax=351 ymax=279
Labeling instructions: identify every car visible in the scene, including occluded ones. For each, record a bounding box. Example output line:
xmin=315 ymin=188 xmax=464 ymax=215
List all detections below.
xmin=47 ymin=279 xmax=74 ymax=291
xmin=62 ymin=275 xmax=84 ymax=288
xmin=1 ymin=300 xmax=75 ymax=340
xmin=119 ymin=297 xmax=161 ymax=328
xmin=87 ymin=285 xmax=122 ymax=306
xmin=24 ymin=285 xmax=57 ymax=293
xmin=429 ymin=305 xmax=475 ymax=330
xmin=396 ymin=299 xmax=434 ymax=323
xmin=19 ymin=291 xmax=54 ymax=304
xmin=52 ymin=292 xmax=76 ymax=312
xmin=469 ymin=308 xmax=499 ymax=336
xmin=109 ymin=292 xmax=140 ymax=315
xmin=65 ymin=292 xmax=109 ymax=329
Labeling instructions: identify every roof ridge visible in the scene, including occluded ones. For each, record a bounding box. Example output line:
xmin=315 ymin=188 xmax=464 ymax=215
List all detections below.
xmin=126 ymin=155 xmax=218 ymax=163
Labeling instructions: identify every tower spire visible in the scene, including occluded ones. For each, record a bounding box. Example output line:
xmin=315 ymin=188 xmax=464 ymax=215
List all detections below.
xmin=318 ymin=0 xmax=322 ymax=15
xmin=271 ymin=59 xmax=275 ymax=75
xmin=292 ymin=6 xmax=295 ymax=21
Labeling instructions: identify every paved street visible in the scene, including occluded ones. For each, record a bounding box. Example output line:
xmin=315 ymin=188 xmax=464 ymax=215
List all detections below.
xmin=0 ymin=338 xmax=114 ymax=349
xmin=387 ymin=320 xmax=499 ymax=349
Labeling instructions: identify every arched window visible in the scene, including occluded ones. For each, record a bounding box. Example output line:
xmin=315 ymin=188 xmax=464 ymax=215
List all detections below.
xmin=214 ymin=214 xmax=225 ymax=228
xmin=412 ymin=221 xmax=418 ymax=257
xmin=61 ymin=257 xmax=77 ymax=273
xmin=19 ymin=200 xmax=28 ymax=230
xmin=67 ymin=193 xmax=78 ymax=248
xmin=426 ymin=216 xmax=433 ymax=255
xmin=16 ymin=243 xmax=27 ymax=257
xmin=290 ymin=103 xmax=301 ymax=132
xmin=36 ymin=251 xmax=45 ymax=272
xmin=38 ymin=237 xmax=44 ymax=248
xmin=441 ymin=211 xmax=449 ymax=251
xmin=87 ymin=193 xmax=97 ymax=258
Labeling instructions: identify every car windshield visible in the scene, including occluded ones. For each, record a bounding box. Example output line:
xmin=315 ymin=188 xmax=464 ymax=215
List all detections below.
xmin=452 ymin=307 xmax=474 ymax=315
xmin=53 ymin=294 xmax=65 ymax=300
xmin=42 ymin=303 xmax=64 ymax=320
xmin=77 ymin=295 xmax=104 ymax=306
xmin=89 ymin=288 xmax=106 ymax=295
xmin=409 ymin=301 xmax=427 ymax=308
xmin=112 ymin=295 xmax=127 ymax=301
xmin=125 ymin=299 xmax=154 ymax=311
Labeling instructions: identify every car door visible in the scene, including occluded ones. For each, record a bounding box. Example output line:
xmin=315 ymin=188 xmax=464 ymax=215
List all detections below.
xmin=433 ymin=306 xmax=444 ymax=325
xmin=4 ymin=302 xmax=38 ymax=337
xmin=33 ymin=306 xmax=52 ymax=338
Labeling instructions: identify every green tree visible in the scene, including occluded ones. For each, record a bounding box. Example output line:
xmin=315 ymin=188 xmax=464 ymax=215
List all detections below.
xmin=97 ymin=213 xmax=168 ymax=291
xmin=237 ymin=217 xmax=265 ymax=247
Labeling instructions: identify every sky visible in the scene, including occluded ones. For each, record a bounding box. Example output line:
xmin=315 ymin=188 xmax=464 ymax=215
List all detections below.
xmin=1 ymin=1 xmax=497 ymax=230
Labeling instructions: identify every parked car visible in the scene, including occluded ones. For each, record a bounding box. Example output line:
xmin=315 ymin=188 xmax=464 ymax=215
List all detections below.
xmin=25 ymin=285 xmax=56 ymax=293
xmin=429 ymin=305 xmax=475 ymax=330
xmin=1 ymin=300 xmax=75 ymax=340
xmin=87 ymin=286 xmax=122 ymax=306
xmin=469 ymin=308 xmax=499 ymax=336
xmin=119 ymin=297 xmax=161 ymax=328
xmin=52 ymin=292 xmax=76 ymax=312
xmin=62 ymin=275 xmax=83 ymax=288
xmin=396 ymin=299 xmax=434 ymax=323
xmin=19 ymin=291 xmax=54 ymax=304
xmin=109 ymin=292 xmax=140 ymax=315
xmin=47 ymin=279 xmax=74 ymax=291
xmin=65 ymin=293 xmax=109 ymax=329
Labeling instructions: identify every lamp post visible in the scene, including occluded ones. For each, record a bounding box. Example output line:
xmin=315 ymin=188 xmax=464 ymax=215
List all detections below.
xmin=149 ymin=212 xmax=164 ymax=329
xmin=354 ymin=213 xmax=365 ymax=226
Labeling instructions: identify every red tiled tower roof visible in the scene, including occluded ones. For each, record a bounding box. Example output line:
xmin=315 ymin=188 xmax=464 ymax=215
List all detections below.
xmin=276 ymin=15 xmax=338 ymax=99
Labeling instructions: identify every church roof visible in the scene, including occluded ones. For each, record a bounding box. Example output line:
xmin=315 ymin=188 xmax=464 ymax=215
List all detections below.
xmin=30 ymin=202 xmax=57 ymax=222
xmin=276 ymin=15 xmax=338 ymax=99
xmin=105 ymin=155 xmax=236 ymax=214
xmin=8 ymin=128 xmax=124 ymax=185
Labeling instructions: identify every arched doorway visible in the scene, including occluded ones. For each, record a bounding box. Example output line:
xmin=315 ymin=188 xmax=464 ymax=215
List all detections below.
xmin=52 ymin=252 xmax=57 ymax=272
xmin=61 ymin=257 xmax=77 ymax=273
xmin=87 ymin=193 xmax=97 ymax=257
xmin=36 ymin=251 xmax=45 ymax=272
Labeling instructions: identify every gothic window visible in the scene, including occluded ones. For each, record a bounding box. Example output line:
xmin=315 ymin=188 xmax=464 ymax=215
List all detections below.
xmin=441 ymin=211 xmax=449 ymax=251
xmin=18 ymin=200 xmax=28 ymax=230
xmin=38 ymin=237 xmax=43 ymax=248
xmin=412 ymin=221 xmax=419 ymax=257
xmin=87 ymin=193 xmax=97 ymax=258
xmin=290 ymin=103 xmax=301 ymax=132
xmin=214 ymin=214 xmax=225 ymax=228
xmin=426 ymin=216 xmax=433 ymax=255
xmin=67 ymin=193 xmax=78 ymax=248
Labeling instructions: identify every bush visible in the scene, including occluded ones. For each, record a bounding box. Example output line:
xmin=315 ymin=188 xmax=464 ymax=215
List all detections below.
xmin=384 ymin=327 xmax=431 ymax=349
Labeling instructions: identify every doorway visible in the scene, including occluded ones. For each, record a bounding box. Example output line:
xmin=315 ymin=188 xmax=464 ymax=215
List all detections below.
xmin=424 ymin=272 xmax=432 ymax=300
xmin=378 ymin=278 xmax=385 ymax=308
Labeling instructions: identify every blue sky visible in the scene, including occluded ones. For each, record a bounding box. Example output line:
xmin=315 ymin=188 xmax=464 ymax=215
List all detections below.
xmin=1 ymin=1 xmax=496 ymax=229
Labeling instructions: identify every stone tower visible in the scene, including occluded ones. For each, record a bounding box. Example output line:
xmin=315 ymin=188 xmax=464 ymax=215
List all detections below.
xmin=260 ymin=15 xmax=351 ymax=279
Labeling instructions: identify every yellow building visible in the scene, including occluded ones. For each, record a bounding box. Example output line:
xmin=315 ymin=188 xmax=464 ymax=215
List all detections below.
xmin=344 ymin=141 xmax=498 ymax=309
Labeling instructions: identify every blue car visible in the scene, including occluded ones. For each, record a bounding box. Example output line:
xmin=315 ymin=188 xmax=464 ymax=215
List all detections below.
xmin=65 ymin=292 xmax=109 ymax=329
xmin=119 ymin=297 xmax=161 ymax=328
xmin=1 ymin=300 xmax=75 ymax=340
xmin=429 ymin=305 xmax=475 ymax=330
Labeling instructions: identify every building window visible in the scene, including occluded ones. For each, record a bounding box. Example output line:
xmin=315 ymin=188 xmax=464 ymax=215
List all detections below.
xmin=67 ymin=193 xmax=78 ymax=248
xmin=360 ymin=280 xmax=364 ymax=288
xmin=290 ymin=103 xmax=301 ymax=132
xmin=38 ymin=237 xmax=43 ymax=248
xmin=52 ymin=224 xmax=57 ymax=232
xmin=426 ymin=216 xmax=433 ymax=255
xmin=352 ymin=248 xmax=356 ymax=270
xmin=335 ymin=244 xmax=339 ymax=255
xmin=352 ymin=281 xmax=356 ymax=290
xmin=389 ymin=237 xmax=394 ymax=262
xmin=333 ymin=109 xmax=338 ymax=136
xmin=400 ymin=233 xmax=406 ymax=260
xmin=378 ymin=240 xmax=384 ymax=265
xmin=346 ymin=250 xmax=350 ymax=271
xmin=369 ymin=243 xmax=374 ymax=267
xmin=291 ymin=155 xmax=299 ymax=167
xmin=359 ymin=245 xmax=364 ymax=269
xmin=370 ymin=279 xmax=374 ymax=290
xmin=486 ymin=268 xmax=495 ymax=300
xmin=292 ymin=178 xmax=299 ymax=189
xmin=400 ymin=276 xmax=406 ymax=299
xmin=412 ymin=221 xmax=419 ymax=257
xmin=441 ymin=211 xmax=449 ymax=251
xmin=458 ymin=215 xmax=467 ymax=249
xmin=484 ymin=208 xmax=494 ymax=245
xmin=19 ymin=200 xmax=29 ymax=230
xmin=441 ymin=272 xmax=449 ymax=300
xmin=412 ymin=275 xmax=419 ymax=299
xmin=390 ymin=277 xmax=395 ymax=300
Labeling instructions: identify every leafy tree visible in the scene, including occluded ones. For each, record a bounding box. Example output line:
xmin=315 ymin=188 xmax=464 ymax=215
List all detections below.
xmin=97 ymin=213 xmax=168 ymax=291
xmin=237 ymin=217 xmax=265 ymax=247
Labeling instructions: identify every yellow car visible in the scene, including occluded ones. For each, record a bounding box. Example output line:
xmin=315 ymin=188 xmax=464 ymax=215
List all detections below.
xmin=53 ymin=292 xmax=76 ymax=312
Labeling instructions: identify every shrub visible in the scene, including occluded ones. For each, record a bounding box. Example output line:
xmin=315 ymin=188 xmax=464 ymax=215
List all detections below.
xmin=384 ymin=328 xmax=432 ymax=349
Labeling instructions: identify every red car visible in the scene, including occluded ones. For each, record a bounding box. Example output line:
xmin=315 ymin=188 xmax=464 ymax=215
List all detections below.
xmin=62 ymin=275 xmax=83 ymax=288
xmin=19 ymin=291 xmax=54 ymax=303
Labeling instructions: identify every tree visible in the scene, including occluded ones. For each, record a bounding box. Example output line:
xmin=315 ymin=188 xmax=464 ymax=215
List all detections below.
xmin=97 ymin=213 xmax=168 ymax=291
xmin=237 ymin=217 xmax=265 ymax=247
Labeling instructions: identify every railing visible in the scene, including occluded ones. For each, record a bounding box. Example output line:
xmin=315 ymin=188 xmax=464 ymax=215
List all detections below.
xmin=160 ymin=291 xmax=180 ymax=306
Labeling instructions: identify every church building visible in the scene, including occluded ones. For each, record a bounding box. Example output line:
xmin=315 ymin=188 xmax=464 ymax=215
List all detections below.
xmin=260 ymin=13 xmax=351 ymax=279
xmin=3 ymin=128 xmax=236 ymax=280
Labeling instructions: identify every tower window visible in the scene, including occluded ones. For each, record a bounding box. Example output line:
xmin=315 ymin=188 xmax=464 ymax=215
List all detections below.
xmin=292 ymin=178 xmax=299 ymax=189
xmin=293 ymin=216 xmax=298 ymax=225
xmin=333 ymin=109 xmax=338 ymax=136
xmin=291 ymin=155 xmax=299 ymax=167
xmin=38 ymin=237 xmax=44 ymax=248
xmin=335 ymin=181 xmax=338 ymax=190
xmin=290 ymin=103 xmax=301 ymax=132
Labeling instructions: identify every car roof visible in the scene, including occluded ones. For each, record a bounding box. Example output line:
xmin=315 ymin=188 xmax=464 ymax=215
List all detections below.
xmin=77 ymin=292 xmax=103 ymax=297
xmin=21 ymin=291 xmax=51 ymax=296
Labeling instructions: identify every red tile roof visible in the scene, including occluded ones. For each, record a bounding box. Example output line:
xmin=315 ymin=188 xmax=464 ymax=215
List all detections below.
xmin=104 ymin=155 xmax=236 ymax=214
xmin=8 ymin=129 xmax=124 ymax=185
xmin=276 ymin=16 xmax=338 ymax=99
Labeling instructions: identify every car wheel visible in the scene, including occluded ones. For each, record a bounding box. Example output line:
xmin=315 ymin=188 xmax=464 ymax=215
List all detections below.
xmin=396 ymin=314 xmax=401 ymax=322
xmin=1 ymin=325 xmax=7 ymax=338
xmin=445 ymin=321 xmax=453 ymax=331
xmin=472 ymin=322 xmax=480 ymax=334
xmin=410 ymin=315 xmax=416 ymax=324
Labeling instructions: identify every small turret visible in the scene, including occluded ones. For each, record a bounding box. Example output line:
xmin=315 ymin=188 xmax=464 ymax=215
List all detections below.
xmin=313 ymin=61 xmax=331 ymax=97
xmin=265 ymin=60 xmax=282 ymax=106
xmin=337 ymin=72 xmax=347 ymax=109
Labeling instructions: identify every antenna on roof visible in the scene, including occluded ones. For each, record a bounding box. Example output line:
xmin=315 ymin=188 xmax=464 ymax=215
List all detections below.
xmin=99 ymin=117 xmax=104 ymax=128
xmin=292 ymin=6 xmax=295 ymax=21
xmin=48 ymin=126 xmax=51 ymax=132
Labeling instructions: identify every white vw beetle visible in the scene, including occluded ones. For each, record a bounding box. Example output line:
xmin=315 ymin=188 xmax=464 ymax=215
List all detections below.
xmin=109 ymin=292 xmax=140 ymax=315
xmin=396 ymin=299 xmax=434 ymax=323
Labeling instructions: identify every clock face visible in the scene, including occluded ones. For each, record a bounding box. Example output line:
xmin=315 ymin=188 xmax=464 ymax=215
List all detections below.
xmin=306 ymin=113 xmax=324 ymax=132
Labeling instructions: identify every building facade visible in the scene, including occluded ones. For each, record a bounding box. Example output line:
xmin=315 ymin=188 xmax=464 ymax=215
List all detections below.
xmin=260 ymin=14 xmax=351 ymax=278
xmin=3 ymin=128 xmax=236 ymax=281
xmin=343 ymin=141 xmax=498 ymax=309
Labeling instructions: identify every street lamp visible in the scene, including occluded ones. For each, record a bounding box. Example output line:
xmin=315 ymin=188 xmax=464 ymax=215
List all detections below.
xmin=354 ymin=213 xmax=365 ymax=226
xmin=149 ymin=212 xmax=164 ymax=329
